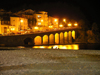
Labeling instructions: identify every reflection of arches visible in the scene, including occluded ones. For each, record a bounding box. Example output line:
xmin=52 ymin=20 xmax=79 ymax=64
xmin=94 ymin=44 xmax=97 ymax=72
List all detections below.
xmin=49 ymin=34 xmax=54 ymax=44
xmin=43 ymin=35 xmax=48 ymax=45
xmin=24 ymin=37 xmax=33 ymax=46
xmin=64 ymin=32 xmax=68 ymax=44
xmin=60 ymin=32 xmax=64 ymax=44
xmin=34 ymin=36 xmax=41 ymax=45
xmin=72 ymin=30 xmax=75 ymax=39
xmin=55 ymin=33 xmax=59 ymax=44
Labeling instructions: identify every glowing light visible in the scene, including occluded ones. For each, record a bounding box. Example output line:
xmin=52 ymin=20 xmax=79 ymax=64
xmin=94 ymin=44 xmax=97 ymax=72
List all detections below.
xmin=59 ymin=24 xmax=63 ymax=27
xmin=68 ymin=45 xmax=72 ymax=49
xmin=68 ymin=23 xmax=72 ymax=26
xmin=38 ymin=15 xmax=41 ymax=17
xmin=11 ymin=28 xmax=15 ymax=31
xmin=20 ymin=20 xmax=23 ymax=22
xmin=49 ymin=26 xmax=53 ymax=28
xmin=38 ymin=22 xmax=41 ymax=25
xmin=34 ymin=26 xmax=39 ymax=29
xmin=73 ymin=45 xmax=79 ymax=50
xmin=54 ymin=19 xmax=57 ymax=22
xmin=63 ymin=19 xmax=66 ymax=22
xmin=41 ymin=19 xmax=43 ymax=22
xmin=53 ymin=45 xmax=58 ymax=49
xmin=74 ymin=23 xmax=78 ymax=26
xmin=40 ymin=46 xmax=45 ymax=48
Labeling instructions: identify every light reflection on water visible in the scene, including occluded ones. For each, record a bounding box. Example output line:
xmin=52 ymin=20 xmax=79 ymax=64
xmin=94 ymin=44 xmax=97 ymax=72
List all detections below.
xmin=33 ymin=44 xmax=79 ymax=50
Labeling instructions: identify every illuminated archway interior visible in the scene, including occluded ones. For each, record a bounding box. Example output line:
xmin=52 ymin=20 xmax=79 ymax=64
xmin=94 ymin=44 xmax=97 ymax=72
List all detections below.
xmin=55 ymin=33 xmax=59 ymax=44
xmin=60 ymin=32 xmax=64 ymax=44
xmin=64 ymin=32 xmax=68 ymax=44
xmin=49 ymin=34 xmax=54 ymax=44
xmin=43 ymin=35 xmax=48 ymax=45
xmin=72 ymin=30 xmax=75 ymax=39
xmin=34 ymin=36 xmax=41 ymax=45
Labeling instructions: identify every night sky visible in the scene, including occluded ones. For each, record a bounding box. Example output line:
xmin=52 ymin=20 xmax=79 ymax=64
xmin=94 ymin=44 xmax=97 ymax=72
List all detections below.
xmin=0 ymin=0 xmax=99 ymax=27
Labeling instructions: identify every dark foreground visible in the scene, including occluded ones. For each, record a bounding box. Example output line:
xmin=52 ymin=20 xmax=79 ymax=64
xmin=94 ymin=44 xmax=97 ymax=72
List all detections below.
xmin=0 ymin=48 xmax=100 ymax=75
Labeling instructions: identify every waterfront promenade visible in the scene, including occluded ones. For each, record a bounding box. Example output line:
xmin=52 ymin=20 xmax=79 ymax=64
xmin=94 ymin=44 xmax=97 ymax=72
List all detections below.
xmin=0 ymin=48 xmax=100 ymax=75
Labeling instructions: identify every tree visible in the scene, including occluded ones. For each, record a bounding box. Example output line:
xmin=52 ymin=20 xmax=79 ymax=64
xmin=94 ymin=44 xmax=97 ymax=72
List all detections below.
xmin=92 ymin=22 xmax=99 ymax=33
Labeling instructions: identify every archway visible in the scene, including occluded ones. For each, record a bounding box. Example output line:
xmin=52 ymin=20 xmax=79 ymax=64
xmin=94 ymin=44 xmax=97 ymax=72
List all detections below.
xmin=72 ymin=30 xmax=75 ymax=39
xmin=60 ymin=32 xmax=64 ymax=44
xmin=34 ymin=36 xmax=41 ymax=45
xmin=55 ymin=33 xmax=59 ymax=44
xmin=24 ymin=37 xmax=33 ymax=46
xmin=43 ymin=35 xmax=48 ymax=45
xmin=49 ymin=34 xmax=54 ymax=44
xmin=64 ymin=32 xmax=68 ymax=44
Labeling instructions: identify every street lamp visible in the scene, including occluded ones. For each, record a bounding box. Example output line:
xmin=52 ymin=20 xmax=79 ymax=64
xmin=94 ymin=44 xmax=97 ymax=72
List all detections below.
xmin=74 ymin=23 xmax=78 ymax=26
xmin=63 ymin=19 xmax=66 ymax=22
xmin=59 ymin=24 xmax=63 ymax=27
xmin=20 ymin=19 xmax=23 ymax=31
xmin=68 ymin=23 xmax=72 ymax=27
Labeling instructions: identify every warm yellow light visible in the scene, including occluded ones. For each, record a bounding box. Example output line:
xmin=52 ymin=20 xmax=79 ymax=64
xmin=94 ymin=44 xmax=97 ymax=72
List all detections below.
xmin=49 ymin=26 xmax=53 ymax=28
xmin=74 ymin=23 xmax=78 ymax=26
xmin=38 ymin=22 xmax=41 ymax=25
xmin=73 ymin=45 xmax=79 ymax=50
xmin=59 ymin=24 xmax=63 ymax=27
xmin=20 ymin=20 xmax=23 ymax=22
xmin=54 ymin=19 xmax=57 ymax=22
xmin=41 ymin=19 xmax=43 ymax=22
xmin=40 ymin=46 xmax=45 ymax=48
xmin=53 ymin=45 xmax=58 ymax=49
xmin=34 ymin=26 xmax=39 ymax=29
xmin=38 ymin=15 xmax=41 ymax=17
xmin=11 ymin=28 xmax=15 ymax=31
xmin=63 ymin=19 xmax=66 ymax=22
xmin=68 ymin=23 xmax=72 ymax=26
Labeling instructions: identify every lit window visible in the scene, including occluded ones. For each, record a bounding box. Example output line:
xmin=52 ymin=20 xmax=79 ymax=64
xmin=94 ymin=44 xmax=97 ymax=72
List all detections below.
xmin=41 ymin=19 xmax=43 ymax=22
xmin=38 ymin=22 xmax=41 ymax=25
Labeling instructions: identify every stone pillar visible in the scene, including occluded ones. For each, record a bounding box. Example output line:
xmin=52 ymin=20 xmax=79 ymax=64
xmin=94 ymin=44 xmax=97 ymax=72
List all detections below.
xmin=67 ymin=31 xmax=69 ymax=43
xmin=41 ymin=36 xmax=43 ymax=45
xmin=59 ymin=33 xmax=60 ymax=44
xmin=70 ymin=31 xmax=72 ymax=43
xmin=48 ymin=35 xmax=49 ymax=45
xmin=75 ymin=30 xmax=78 ymax=40
xmin=63 ymin=32 xmax=64 ymax=44
xmin=54 ymin=34 xmax=55 ymax=44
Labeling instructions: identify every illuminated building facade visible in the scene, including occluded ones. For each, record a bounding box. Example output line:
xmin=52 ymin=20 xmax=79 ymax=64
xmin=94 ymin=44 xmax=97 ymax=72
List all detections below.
xmin=0 ymin=16 xmax=28 ymax=34
xmin=48 ymin=16 xmax=59 ymax=28
xmin=33 ymin=11 xmax=48 ymax=27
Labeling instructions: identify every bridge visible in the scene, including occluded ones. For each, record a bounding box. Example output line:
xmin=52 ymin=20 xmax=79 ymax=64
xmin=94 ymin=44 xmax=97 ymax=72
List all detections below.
xmin=0 ymin=27 xmax=80 ymax=47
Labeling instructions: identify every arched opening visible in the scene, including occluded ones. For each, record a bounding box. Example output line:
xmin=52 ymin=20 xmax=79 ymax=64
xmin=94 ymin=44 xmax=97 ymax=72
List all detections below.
xmin=72 ymin=30 xmax=75 ymax=39
xmin=24 ymin=37 xmax=33 ymax=46
xmin=64 ymin=32 xmax=68 ymax=44
xmin=43 ymin=35 xmax=48 ymax=45
xmin=49 ymin=34 xmax=54 ymax=44
xmin=55 ymin=33 xmax=59 ymax=44
xmin=34 ymin=36 xmax=41 ymax=45
xmin=60 ymin=32 xmax=64 ymax=44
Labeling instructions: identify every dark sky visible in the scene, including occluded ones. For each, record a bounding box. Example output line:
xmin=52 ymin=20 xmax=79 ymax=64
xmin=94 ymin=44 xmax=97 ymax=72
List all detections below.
xmin=0 ymin=0 xmax=99 ymax=26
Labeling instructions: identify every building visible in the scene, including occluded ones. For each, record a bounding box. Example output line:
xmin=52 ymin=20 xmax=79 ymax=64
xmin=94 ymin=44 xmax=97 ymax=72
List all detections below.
xmin=33 ymin=11 xmax=48 ymax=27
xmin=48 ymin=16 xmax=59 ymax=28
xmin=0 ymin=16 xmax=28 ymax=34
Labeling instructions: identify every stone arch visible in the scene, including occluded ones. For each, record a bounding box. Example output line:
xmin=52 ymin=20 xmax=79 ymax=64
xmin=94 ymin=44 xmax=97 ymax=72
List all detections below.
xmin=60 ymin=32 xmax=64 ymax=44
xmin=64 ymin=32 xmax=68 ymax=44
xmin=34 ymin=36 xmax=41 ymax=45
xmin=43 ymin=35 xmax=48 ymax=45
xmin=24 ymin=37 xmax=33 ymax=46
xmin=49 ymin=34 xmax=54 ymax=44
xmin=72 ymin=30 xmax=75 ymax=39
xmin=55 ymin=33 xmax=59 ymax=44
